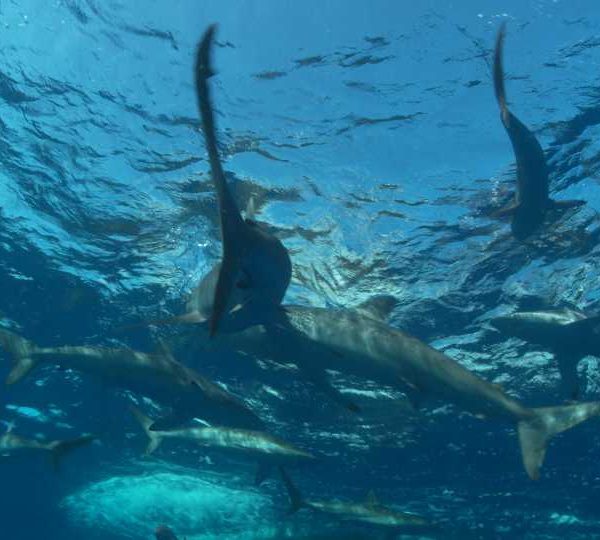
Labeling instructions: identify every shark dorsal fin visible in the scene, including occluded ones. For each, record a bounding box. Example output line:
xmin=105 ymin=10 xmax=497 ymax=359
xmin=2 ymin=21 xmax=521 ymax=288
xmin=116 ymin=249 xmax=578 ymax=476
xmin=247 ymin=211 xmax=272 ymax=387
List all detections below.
xmin=366 ymin=490 xmax=379 ymax=507
xmin=153 ymin=339 xmax=176 ymax=363
xmin=355 ymin=295 xmax=399 ymax=322
xmin=245 ymin=196 xmax=257 ymax=221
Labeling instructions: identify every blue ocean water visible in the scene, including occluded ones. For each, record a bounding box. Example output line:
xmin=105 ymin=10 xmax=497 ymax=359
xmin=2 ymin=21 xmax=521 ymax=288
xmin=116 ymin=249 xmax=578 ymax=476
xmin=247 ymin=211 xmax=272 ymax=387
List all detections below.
xmin=1 ymin=0 xmax=600 ymax=538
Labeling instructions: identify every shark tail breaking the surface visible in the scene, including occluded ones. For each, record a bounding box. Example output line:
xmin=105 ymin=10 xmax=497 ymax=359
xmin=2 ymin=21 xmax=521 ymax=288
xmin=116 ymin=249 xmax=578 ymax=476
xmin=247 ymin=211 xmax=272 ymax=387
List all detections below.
xmin=518 ymin=401 xmax=600 ymax=480
xmin=49 ymin=435 xmax=96 ymax=471
xmin=195 ymin=24 xmax=247 ymax=338
xmin=130 ymin=406 xmax=163 ymax=455
xmin=0 ymin=328 xmax=40 ymax=384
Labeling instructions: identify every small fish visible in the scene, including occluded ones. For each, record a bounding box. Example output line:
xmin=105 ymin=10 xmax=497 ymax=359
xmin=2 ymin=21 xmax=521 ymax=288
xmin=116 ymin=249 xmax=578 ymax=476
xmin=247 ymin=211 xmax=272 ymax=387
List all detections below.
xmin=492 ymin=23 xmax=585 ymax=239
xmin=0 ymin=424 xmax=95 ymax=470
xmin=491 ymin=307 xmax=600 ymax=399
xmin=131 ymin=406 xmax=315 ymax=486
xmin=0 ymin=328 xmax=262 ymax=431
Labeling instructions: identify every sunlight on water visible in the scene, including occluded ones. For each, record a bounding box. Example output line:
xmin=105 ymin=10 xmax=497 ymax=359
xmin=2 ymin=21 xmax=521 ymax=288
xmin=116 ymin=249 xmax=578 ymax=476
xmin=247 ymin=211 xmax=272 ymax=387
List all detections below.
xmin=61 ymin=467 xmax=340 ymax=539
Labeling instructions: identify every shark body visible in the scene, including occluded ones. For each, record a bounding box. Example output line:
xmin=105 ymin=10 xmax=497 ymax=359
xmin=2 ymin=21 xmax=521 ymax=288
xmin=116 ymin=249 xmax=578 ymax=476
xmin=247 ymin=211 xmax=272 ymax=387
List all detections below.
xmin=0 ymin=329 xmax=262 ymax=431
xmin=491 ymin=307 xmax=600 ymax=399
xmin=206 ymin=303 xmax=600 ymax=479
xmin=279 ymin=467 xmax=434 ymax=536
xmin=131 ymin=406 xmax=314 ymax=485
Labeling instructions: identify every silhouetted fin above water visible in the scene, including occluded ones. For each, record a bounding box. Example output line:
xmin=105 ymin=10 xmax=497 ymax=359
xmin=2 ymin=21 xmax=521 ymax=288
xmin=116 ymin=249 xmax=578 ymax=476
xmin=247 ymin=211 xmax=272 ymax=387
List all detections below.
xmin=193 ymin=25 xmax=292 ymax=337
xmin=493 ymin=23 xmax=585 ymax=240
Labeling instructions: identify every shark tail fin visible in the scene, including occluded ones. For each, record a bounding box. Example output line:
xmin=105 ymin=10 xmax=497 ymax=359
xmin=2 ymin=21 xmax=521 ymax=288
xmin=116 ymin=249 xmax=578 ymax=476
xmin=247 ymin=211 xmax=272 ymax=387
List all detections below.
xmin=130 ymin=406 xmax=162 ymax=455
xmin=518 ymin=401 xmax=600 ymax=480
xmin=493 ymin=22 xmax=509 ymax=123
xmin=0 ymin=328 xmax=40 ymax=385
xmin=49 ymin=435 xmax=96 ymax=472
xmin=278 ymin=466 xmax=305 ymax=514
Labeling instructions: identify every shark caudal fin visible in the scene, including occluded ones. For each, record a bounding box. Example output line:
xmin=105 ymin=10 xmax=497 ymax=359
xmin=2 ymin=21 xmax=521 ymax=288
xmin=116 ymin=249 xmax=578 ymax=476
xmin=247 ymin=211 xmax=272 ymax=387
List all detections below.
xmin=195 ymin=25 xmax=247 ymax=339
xmin=0 ymin=328 xmax=40 ymax=385
xmin=49 ymin=435 xmax=96 ymax=471
xmin=278 ymin=466 xmax=305 ymax=514
xmin=130 ymin=406 xmax=163 ymax=455
xmin=518 ymin=401 xmax=600 ymax=480
xmin=493 ymin=22 xmax=509 ymax=123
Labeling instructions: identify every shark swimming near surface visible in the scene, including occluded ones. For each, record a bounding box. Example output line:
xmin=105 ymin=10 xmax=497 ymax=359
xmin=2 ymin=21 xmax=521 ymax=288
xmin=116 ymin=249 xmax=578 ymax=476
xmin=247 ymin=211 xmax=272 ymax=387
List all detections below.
xmin=279 ymin=467 xmax=435 ymax=537
xmin=0 ymin=328 xmax=262 ymax=431
xmin=492 ymin=23 xmax=585 ymax=239
xmin=131 ymin=406 xmax=315 ymax=485
xmin=490 ymin=307 xmax=600 ymax=400
xmin=200 ymin=301 xmax=600 ymax=480
xmin=0 ymin=423 xmax=95 ymax=470
xmin=191 ymin=24 xmax=292 ymax=336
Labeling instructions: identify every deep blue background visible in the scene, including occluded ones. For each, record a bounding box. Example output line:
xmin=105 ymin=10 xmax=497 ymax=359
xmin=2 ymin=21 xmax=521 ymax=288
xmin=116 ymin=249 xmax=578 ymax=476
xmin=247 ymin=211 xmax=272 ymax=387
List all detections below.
xmin=1 ymin=1 xmax=600 ymax=538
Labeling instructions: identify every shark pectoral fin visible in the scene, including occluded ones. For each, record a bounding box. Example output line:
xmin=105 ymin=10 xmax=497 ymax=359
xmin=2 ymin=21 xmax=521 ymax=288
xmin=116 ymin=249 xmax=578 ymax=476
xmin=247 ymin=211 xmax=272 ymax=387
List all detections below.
xmin=401 ymin=378 xmax=424 ymax=411
xmin=555 ymin=354 xmax=582 ymax=401
xmin=304 ymin=368 xmax=361 ymax=414
xmin=365 ymin=490 xmax=379 ymax=508
xmin=547 ymin=199 xmax=586 ymax=211
xmin=254 ymin=463 xmax=273 ymax=487
xmin=491 ymin=200 xmax=520 ymax=219
xmin=49 ymin=435 xmax=96 ymax=472
xmin=278 ymin=467 xmax=305 ymax=514
xmin=153 ymin=339 xmax=177 ymax=363
xmin=7 ymin=357 xmax=37 ymax=385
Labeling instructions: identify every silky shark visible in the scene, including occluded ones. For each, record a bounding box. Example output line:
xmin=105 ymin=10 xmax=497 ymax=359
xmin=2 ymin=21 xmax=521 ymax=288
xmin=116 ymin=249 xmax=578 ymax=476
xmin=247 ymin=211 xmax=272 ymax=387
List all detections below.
xmin=493 ymin=23 xmax=584 ymax=239
xmin=192 ymin=24 xmax=292 ymax=336
xmin=155 ymin=525 xmax=184 ymax=540
xmin=0 ymin=424 xmax=95 ymax=470
xmin=207 ymin=303 xmax=600 ymax=480
xmin=279 ymin=467 xmax=434 ymax=537
xmin=490 ymin=307 xmax=600 ymax=400
xmin=0 ymin=328 xmax=262 ymax=431
xmin=131 ymin=406 xmax=314 ymax=485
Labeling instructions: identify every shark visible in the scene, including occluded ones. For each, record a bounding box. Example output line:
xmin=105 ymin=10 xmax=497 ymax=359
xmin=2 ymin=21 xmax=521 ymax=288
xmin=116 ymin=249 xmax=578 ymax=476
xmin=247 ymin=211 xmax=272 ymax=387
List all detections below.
xmin=155 ymin=525 xmax=184 ymax=540
xmin=279 ymin=467 xmax=434 ymax=537
xmin=490 ymin=307 xmax=600 ymax=400
xmin=492 ymin=23 xmax=584 ymax=239
xmin=0 ymin=423 xmax=95 ymax=470
xmin=0 ymin=328 xmax=262 ymax=431
xmin=131 ymin=406 xmax=315 ymax=485
xmin=191 ymin=24 xmax=292 ymax=336
xmin=203 ymin=302 xmax=600 ymax=480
